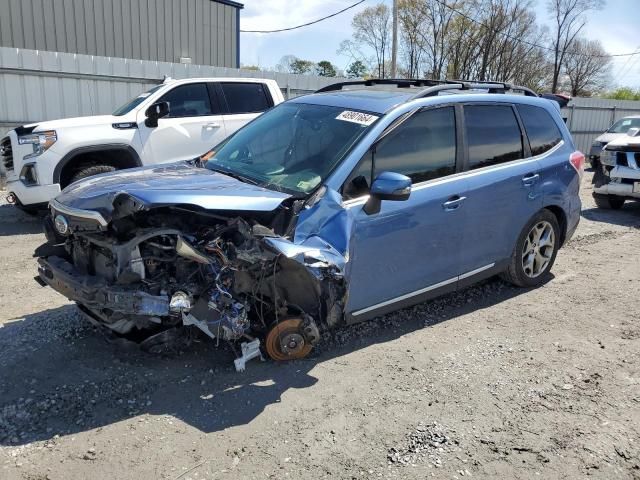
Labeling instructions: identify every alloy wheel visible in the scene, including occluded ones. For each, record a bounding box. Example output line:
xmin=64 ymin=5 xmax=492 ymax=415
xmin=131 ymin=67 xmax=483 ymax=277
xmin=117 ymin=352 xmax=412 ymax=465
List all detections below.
xmin=521 ymin=220 xmax=556 ymax=278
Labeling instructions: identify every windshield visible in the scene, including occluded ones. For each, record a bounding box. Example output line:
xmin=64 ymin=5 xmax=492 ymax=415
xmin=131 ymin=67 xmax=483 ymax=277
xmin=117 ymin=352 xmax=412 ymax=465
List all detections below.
xmin=204 ymin=103 xmax=379 ymax=195
xmin=608 ymin=117 xmax=640 ymax=133
xmin=112 ymin=85 xmax=163 ymax=116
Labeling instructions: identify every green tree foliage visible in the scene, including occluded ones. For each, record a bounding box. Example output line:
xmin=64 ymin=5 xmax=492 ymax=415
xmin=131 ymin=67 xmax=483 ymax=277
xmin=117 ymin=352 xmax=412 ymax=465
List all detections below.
xmin=346 ymin=60 xmax=369 ymax=78
xmin=316 ymin=60 xmax=337 ymax=77
xmin=602 ymin=88 xmax=640 ymax=101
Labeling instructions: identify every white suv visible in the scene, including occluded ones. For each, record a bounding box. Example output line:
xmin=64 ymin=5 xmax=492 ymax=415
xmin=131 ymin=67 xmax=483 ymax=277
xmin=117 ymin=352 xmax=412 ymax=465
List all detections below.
xmin=1 ymin=77 xmax=284 ymax=212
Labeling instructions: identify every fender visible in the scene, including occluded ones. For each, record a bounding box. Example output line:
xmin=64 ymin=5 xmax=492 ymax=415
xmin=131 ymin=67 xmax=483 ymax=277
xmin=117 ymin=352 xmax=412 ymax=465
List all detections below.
xmin=53 ymin=144 xmax=142 ymax=184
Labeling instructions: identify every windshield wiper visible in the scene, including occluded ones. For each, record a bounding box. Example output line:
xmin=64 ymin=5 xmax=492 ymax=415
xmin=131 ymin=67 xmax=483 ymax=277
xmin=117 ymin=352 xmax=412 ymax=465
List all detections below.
xmin=207 ymin=166 xmax=259 ymax=186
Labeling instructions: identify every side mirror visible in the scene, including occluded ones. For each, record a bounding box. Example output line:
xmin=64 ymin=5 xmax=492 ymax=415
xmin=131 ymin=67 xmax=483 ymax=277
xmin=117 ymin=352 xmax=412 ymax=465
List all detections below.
xmin=144 ymin=101 xmax=170 ymax=128
xmin=364 ymin=171 xmax=411 ymax=215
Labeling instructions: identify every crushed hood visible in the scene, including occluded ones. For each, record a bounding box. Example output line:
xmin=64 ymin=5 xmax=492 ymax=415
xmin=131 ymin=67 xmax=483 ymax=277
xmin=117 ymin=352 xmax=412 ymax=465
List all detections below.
xmin=594 ymin=132 xmax=626 ymax=145
xmin=54 ymin=162 xmax=291 ymax=220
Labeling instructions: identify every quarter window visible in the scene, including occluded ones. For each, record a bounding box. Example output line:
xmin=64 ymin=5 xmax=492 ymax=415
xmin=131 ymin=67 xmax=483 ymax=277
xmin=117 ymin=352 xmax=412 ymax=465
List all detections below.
xmin=221 ymin=82 xmax=273 ymax=114
xmin=517 ymin=104 xmax=563 ymax=156
xmin=464 ymin=105 xmax=523 ymax=169
xmin=159 ymin=83 xmax=214 ymax=118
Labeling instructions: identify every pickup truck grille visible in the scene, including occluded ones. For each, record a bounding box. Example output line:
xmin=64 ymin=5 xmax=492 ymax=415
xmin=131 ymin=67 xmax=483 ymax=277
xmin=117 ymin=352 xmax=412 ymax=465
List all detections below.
xmin=0 ymin=136 xmax=13 ymax=172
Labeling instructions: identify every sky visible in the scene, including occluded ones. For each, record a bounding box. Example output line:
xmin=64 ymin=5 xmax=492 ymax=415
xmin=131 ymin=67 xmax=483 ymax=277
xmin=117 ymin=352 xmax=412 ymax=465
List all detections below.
xmin=238 ymin=0 xmax=640 ymax=88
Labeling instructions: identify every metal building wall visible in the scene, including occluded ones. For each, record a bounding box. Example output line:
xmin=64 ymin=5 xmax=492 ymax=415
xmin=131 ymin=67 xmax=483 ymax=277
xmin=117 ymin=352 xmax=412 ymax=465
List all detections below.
xmin=0 ymin=0 xmax=240 ymax=67
xmin=0 ymin=47 xmax=348 ymax=131
xmin=561 ymin=97 xmax=640 ymax=153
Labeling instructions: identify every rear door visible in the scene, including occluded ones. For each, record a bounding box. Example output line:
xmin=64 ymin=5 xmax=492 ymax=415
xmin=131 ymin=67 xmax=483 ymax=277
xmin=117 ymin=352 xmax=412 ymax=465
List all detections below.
xmin=216 ymin=82 xmax=275 ymax=137
xmin=459 ymin=103 xmax=543 ymax=274
xmin=343 ymin=106 xmax=469 ymax=320
xmin=137 ymin=82 xmax=227 ymax=164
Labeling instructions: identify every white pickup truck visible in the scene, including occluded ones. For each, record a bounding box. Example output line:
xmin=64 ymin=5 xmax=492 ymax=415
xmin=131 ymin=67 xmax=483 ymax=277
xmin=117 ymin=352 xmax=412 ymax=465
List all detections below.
xmin=1 ymin=77 xmax=284 ymax=212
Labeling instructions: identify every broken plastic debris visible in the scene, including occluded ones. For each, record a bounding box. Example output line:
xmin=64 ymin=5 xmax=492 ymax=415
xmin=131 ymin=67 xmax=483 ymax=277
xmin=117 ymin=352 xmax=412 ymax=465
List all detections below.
xmin=234 ymin=339 xmax=264 ymax=372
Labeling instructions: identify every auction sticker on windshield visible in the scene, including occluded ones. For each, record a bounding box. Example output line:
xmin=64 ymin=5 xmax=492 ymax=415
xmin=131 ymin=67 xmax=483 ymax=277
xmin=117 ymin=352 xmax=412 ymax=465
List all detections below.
xmin=336 ymin=110 xmax=379 ymax=126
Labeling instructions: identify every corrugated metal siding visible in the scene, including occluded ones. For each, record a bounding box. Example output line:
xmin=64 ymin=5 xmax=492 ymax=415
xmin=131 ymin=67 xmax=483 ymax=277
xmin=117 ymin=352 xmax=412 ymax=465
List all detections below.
xmin=562 ymin=97 xmax=640 ymax=153
xmin=0 ymin=47 xmax=348 ymax=128
xmin=0 ymin=0 xmax=239 ymax=67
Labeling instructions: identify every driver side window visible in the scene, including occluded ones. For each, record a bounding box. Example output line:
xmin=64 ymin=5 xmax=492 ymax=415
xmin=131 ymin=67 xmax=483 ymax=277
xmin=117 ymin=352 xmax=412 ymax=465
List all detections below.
xmin=342 ymin=107 xmax=457 ymax=200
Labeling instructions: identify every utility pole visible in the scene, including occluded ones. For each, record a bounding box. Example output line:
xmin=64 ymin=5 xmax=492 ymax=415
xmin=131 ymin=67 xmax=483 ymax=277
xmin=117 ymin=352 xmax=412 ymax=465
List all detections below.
xmin=391 ymin=0 xmax=398 ymax=78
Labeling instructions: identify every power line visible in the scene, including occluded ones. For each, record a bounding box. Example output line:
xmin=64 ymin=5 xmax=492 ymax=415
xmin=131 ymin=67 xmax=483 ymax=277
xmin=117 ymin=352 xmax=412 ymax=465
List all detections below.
xmin=240 ymin=0 xmax=366 ymax=33
xmin=429 ymin=0 xmax=640 ymax=59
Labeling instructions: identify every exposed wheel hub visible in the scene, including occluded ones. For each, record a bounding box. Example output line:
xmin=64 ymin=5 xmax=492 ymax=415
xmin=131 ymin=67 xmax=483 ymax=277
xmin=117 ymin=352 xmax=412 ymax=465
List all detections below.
xmin=265 ymin=318 xmax=315 ymax=361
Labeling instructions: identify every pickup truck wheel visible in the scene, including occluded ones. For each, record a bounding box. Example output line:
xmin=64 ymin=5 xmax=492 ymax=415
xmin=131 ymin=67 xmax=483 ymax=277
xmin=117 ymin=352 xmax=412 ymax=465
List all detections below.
xmin=593 ymin=193 xmax=625 ymax=210
xmin=69 ymin=164 xmax=116 ymax=185
xmin=501 ymin=210 xmax=560 ymax=288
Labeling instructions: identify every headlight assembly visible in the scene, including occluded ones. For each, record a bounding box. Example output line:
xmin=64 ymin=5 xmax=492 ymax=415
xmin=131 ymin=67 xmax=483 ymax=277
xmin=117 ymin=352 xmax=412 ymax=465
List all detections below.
xmin=18 ymin=130 xmax=57 ymax=159
xmin=599 ymin=149 xmax=615 ymax=166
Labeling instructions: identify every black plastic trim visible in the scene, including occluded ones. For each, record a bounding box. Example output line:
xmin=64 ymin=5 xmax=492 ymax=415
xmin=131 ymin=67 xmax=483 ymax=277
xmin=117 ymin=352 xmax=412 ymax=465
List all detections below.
xmin=52 ymin=144 xmax=142 ymax=185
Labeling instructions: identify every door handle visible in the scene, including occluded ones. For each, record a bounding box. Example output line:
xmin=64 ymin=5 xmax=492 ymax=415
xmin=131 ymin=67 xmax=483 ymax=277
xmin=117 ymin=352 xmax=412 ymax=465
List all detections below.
xmin=522 ymin=173 xmax=540 ymax=186
xmin=442 ymin=195 xmax=466 ymax=211
xmin=204 ymin=122 xmax=221 ymax=130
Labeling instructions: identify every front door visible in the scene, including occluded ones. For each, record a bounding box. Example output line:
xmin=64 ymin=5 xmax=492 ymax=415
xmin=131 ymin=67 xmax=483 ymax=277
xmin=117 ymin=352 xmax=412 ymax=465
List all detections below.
xmin=343 ymin=106 xmax=468 ymax=320
xmin=137 ymin=82 xmax=227 ymax=164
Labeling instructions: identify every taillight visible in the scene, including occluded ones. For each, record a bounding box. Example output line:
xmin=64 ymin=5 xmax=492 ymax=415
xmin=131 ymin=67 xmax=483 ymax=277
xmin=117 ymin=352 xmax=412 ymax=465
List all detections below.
xmin=570 ymin=151 xmax=585 ymax=178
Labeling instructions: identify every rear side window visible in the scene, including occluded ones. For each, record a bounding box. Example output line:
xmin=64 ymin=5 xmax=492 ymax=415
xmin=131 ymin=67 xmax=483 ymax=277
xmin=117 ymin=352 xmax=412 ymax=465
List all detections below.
xmin=464 ymin=105 xmax=523 ymax=169
xmin=517 ymin=104 xmax=563 ymax=156
xmin=374 ymin=107 xmax=457 ymax=183
xmin=159 ymin=83 xmax=214 ymax=118
xmin=221 ymin=82 xmax=273 ymax=114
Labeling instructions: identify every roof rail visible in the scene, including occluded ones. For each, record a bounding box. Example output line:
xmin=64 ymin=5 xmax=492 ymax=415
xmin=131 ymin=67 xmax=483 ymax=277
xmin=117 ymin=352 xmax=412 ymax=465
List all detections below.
xmin=315 ymin=78 xmax=538 ymax=98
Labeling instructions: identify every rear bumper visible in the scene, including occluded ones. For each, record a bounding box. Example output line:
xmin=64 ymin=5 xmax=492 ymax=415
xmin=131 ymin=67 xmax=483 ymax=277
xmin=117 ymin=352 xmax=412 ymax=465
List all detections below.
xmin=37 ymin=256 xmax=170 ymax=316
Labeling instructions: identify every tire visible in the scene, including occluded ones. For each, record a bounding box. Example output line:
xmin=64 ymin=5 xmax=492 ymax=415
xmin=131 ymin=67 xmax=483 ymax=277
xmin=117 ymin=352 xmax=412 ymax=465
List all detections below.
xmin=593 ymin=193 xmax=625 ymax=210
xmin=501 ymin=209 xmax=560 ymax=288
xmin=69 ymin=164 xmax=116 ymax=185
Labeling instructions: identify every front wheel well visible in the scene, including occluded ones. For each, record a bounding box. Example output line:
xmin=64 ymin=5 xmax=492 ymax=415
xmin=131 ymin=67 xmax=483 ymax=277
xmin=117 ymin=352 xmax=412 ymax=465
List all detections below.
xmin=58 ymin=147 xmax=141 ymax=189
xmin=543 ymin=205 xmax=568 ymax=247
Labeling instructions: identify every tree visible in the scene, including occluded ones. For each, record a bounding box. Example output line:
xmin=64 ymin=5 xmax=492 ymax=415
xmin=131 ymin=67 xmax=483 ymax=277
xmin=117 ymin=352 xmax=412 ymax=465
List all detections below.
xmin=290 ymin=59 xmax=315 ymax=75
xmin=240 ymin=65 xmax=261 ymax=71
xmin=547 ymin=0 xmax=604 ymax=93
xmin=346 ymin=60 xmax=368 ymax=78
xmin=316 ymin=60 xmax=337 ymax=77
xmin=397 ymin=0 xmax=428 ymax=78
xmin=276 ymin=55 xmax=297 ymax=73
xmin=351 ymin=4 xmax=391 ymax=78
xmin=276 ymin=55 xmax=314 ymax=75
xmin=563 ymin=38 xmax=611 ymax=96
xmin=602 ymin=88 xmax=640 ymax=101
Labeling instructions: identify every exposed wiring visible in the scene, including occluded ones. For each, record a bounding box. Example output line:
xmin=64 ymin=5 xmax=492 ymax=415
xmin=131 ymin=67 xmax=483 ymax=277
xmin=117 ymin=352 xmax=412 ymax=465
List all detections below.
xmin=240 ymin=0 xmax=366 ymax=33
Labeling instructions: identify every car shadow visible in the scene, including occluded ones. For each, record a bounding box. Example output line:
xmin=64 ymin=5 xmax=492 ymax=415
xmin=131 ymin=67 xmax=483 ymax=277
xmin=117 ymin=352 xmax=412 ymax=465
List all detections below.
xmin=581 ymin=202 xmax=640 ymax=228
xmin=0 ymin=276 xmax=541 ymax=446
xmin=0 ymin=204 xmax=44 ymax=236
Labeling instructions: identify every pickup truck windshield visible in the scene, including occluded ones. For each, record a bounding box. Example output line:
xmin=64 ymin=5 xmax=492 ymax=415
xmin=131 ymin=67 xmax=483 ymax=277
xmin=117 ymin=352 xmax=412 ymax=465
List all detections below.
xmin=608 ymin=117 xmax=640 ymax=133
xmin=205 ymin=103 xmax=378 ymax=195
xmin=112 ymin=85 xmax=163 ymax=116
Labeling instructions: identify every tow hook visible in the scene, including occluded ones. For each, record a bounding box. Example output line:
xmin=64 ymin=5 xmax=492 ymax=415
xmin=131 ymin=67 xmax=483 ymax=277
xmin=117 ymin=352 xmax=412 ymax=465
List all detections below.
xmin=5 ymin=193 xmax=16 ymax=204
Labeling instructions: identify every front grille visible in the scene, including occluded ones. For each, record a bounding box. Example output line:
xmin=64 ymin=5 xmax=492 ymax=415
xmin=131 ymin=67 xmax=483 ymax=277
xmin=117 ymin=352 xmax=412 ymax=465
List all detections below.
xmin=615 ymin=151 xmax=629 ymax=167
xmin=0 ymin=136 xmax=13 ymax=171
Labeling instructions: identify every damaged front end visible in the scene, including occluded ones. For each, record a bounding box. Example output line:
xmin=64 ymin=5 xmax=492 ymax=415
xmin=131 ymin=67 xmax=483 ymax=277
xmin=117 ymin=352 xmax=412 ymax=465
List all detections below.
xmin=38 ymin=191 xmax=346 ymax=371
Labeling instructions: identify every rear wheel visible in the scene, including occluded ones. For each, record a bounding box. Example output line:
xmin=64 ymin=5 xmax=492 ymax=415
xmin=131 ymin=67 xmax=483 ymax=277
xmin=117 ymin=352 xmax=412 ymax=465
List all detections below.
xmin=502 ymin=210 xmax=560 ymax=288
xmin=69 ymin=164 xmax=116 ymax=185
xmin=593 ymin=193 xmax=625 ymax=210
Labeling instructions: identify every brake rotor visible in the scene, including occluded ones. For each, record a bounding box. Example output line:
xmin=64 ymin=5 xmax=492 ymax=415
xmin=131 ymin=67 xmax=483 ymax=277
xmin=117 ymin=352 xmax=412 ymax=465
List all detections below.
xmin=265 ymin=318 xmax=313 ymax=361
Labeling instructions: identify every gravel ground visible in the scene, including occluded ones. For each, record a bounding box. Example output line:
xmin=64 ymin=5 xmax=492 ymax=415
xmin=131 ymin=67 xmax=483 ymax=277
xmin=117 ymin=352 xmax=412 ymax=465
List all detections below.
xmin=0 ymin=172 xmax=639 ymax=479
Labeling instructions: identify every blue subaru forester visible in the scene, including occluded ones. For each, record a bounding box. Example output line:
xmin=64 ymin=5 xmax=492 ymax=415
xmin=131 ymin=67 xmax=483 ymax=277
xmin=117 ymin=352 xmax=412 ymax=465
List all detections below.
xmin=37 ymin=79 xmax=583 ymax=368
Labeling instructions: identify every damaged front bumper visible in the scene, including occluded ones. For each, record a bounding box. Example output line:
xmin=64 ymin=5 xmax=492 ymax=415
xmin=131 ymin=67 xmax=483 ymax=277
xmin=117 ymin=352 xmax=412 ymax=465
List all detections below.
xmin=38 ymin=256 xmax=170 ymax=316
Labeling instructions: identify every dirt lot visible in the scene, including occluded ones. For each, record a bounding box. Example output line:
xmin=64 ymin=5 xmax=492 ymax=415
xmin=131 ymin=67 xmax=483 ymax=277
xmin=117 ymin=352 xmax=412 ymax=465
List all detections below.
xmin=0 ymin=172 xmax=638 ymax=480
